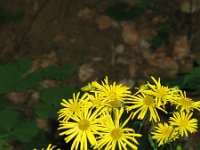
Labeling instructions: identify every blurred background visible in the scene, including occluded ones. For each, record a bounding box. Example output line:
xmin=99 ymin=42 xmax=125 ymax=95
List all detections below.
xmin=1 ymin=0 xmax=200 ymax=149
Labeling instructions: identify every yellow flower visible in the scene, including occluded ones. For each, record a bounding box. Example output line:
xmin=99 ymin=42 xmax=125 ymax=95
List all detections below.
xmin=81 ymin=81 xmax=98 ymax=91
xmin=173 ymin=91 xmax=200 ymax=113
xmin=151 ymin=123 xmax=179 ymax=146
xmin=169 ymin=111 xmax=198 ymax=137
xmin=33 ymin=144 xmax=60 ymax=150
xmin=144 ymin=76 xmax=180 ymax=106
xmin=95 ymin=108 xmax=142 ymax=150
xmin=91 ymin=76 xmax=132 ymax=108
xmin=58 ymin=92 xmax=89 ymax=121
xmin=126 ymin=93 xmax=167 ymax=122
xmin=58 ymin=107 xmax=102 ymax=150
xmin=87 ymin=92 xmax=109 ymax=110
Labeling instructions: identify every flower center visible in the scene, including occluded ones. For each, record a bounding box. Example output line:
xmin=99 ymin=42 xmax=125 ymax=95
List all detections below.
xmin=179 ymin=119 xmax=188 ymax=128
xmin=157 ymin=87 xmax=167 ymax=98
xmin=180 ymin=98 xmax=192 ymax=106
xmin=109 ymin=91 xmax=117 ymax=99
xmin=110 ymin=128 xmax=122 ymax=140
xmin=78 ymin=119 xmax=90 ymax=131
xmin=162 ymin=128 xmax=171 ymax=138
xmin=144 ymin=96 xmax=154 ymax=106
xmin=109 ymin=100 xmax=121 ymax=108
xmin=69 ymin=103 xmax=79 ymax=113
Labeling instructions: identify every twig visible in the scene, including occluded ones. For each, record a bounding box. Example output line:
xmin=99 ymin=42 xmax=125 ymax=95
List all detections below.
xmin=188 ymin=0 xmax=193 ymax=41
xmin=14 ymin=0 xmax=52 ymax=52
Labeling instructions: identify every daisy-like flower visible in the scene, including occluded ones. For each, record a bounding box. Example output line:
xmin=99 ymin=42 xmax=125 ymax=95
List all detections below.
xmin=169 ymin=111 xmax=198 ymax=137
xmin=144 ymin=76 xmax=180 ymax=106
xmin=92 ymin=76 xmax=132 ymax=108
xmin=58 ymin=92 xmax=89 ymax=121
xmin=126 ymin=93 xmax=167 ymax=122
xmin=151 ymin=122 xmax=179 ymax=146
xmin=95 ymin=108 xmax=142 ymax=150
xmin=87 ymin=92 xmax=109 ymax=110
xmin=81 ymin=81 xmax=98 ymax=91
xmin=58 ymin=107 xmax=102 ymax=150
xmin=173 ymin=91 xmax=200 ymax=113
xmin=33 ymin=144 xmax=60 ymax=150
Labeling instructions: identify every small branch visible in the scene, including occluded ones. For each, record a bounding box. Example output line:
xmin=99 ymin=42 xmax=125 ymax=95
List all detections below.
xmin=14 ymin=0 xmax=52 ymax=52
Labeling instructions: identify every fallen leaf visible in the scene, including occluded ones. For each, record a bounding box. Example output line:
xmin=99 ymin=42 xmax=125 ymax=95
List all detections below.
xmin=172 ymin=36 xmax=190 ymax=60
xmin=115 ymin=44 xmax=125 ymax=54
xmin=121 ymin=22 xmax=139 ymax=46
xmin=77 ymin=7 xmax=97 ymax=20
xmin=7 ymin=92 xmax=25 ymax=104
xmin=129 ymin=63 xmax=138 ymax=78
xmin=79 ymin=64 xmax=94 ymax=82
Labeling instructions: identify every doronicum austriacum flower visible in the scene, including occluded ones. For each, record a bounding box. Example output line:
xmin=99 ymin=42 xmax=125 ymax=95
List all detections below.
xmin=172 ymin=90 xmax=200 ymax=113
xmin=142 ymin=76 xmax=180 ymax=106
xmin=88 ymin=76 xmax=133 ymax=109
xmin=58 ymin=106 xmax=104 ymax=150
xmin=33 ymin=76 xmax=199 ymax=150
xmin=58 ymin=92 xmax=90 ymax=121
xmin=151 ymin=122 xmax=179 ymax=146
xmin=33 ymin=144 xmax=60 ymax=150
xmin=169 ymin=111 xmax=198 ymax=137
xmin=94 ymin=108 xmax=142 ymax=150
xmin=126 ymin=93 xmax=167 ymax=122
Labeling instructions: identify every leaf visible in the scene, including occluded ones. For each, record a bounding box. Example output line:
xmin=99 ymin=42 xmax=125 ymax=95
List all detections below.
xmin=41 ymin=65 xmax=60 ymax=80
xmin=40 ymin=87 xmax=76 ymax=106
xmin=35 ymin=103 xmax=57 ymax=119
xmin=183 ymin=67 xmax=200 ymax=84
xmin=0 ymin=109 xmax=20 ymax=131
xmin=60 ymin=63 xmax=75 ymax=80
xmin=13 ymin=72 xmax=42 ymax=91
xmin=106 ymin=2 xmax=144 ymax=21
xmin=13 ymin=120 xmax=39 ymax=143
xmin=40 ymin=64 xmax=75 ymax=80
xmin=16 ymin=57 xmax=32 ymax=73
xmin=148 ymin=133 xmax=157 ymax=150
xmin=0 ymin=64 xmax=21 ymax=93
xmin=195 ymin=57 xmax=200 ymax=66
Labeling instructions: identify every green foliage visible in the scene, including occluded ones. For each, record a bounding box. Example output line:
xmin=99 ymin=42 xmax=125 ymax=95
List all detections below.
xmin=0 ymin=109 xmax=20 ymax=131
xmin=0 ymin=7 xmax=24 ymax=24
xmin=106 ymin=2 xmax=144 ymax=21
xmin=0 ymin=57 xmax=75 ymax=149
xmin=105 ymin=0 xmax=157 ymax=21
xmin=152 ymin=23 xmax=170 ymax=47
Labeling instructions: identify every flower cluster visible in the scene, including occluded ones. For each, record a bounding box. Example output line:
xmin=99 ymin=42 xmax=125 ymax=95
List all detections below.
xmin=58 ymin=77 xmax=141 ymax=150
xmin=35 ymin=76 xmax=200 ymax=149
xmin=127 ymin=76 xmax=200 ymax=146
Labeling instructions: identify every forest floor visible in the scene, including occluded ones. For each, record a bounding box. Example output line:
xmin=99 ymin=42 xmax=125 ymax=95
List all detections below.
xmin=1 ymin=0 xmax=200 ymax=149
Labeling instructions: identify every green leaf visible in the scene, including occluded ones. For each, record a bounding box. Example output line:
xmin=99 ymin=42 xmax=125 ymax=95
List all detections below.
xmin=13 ymin=72 xmax=42 ymax=91
xmin=35 ymin=103 xmax=57 ymax=119
xmin=148 ymin=133 xmax=157 ymax=150
xmin=16 ymin=57 xmax=32 ymax=73
xmin=40 ymin=64 xmax=75 ymax=80
xmin=13 ymin=120 xmax=39 ymax=143
xmin=41 ymin=65 xmax=60 ymax=80
xmin=0 ymin=109 xmax=19 ymax=131
xmin=60 ymin=63 xmax=75 ymax=80
xmin=195 ymin=57 xmax=200 ymax=66
xmin=183 ymin=67 xmax=200 ymax=84
xmin=106 ymin=2 xmax=144 ymax=21
xmin=0 ymin=64 xmax=21 ymax=93
xmin=40 ymin=87 xmax=76 ymax=105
